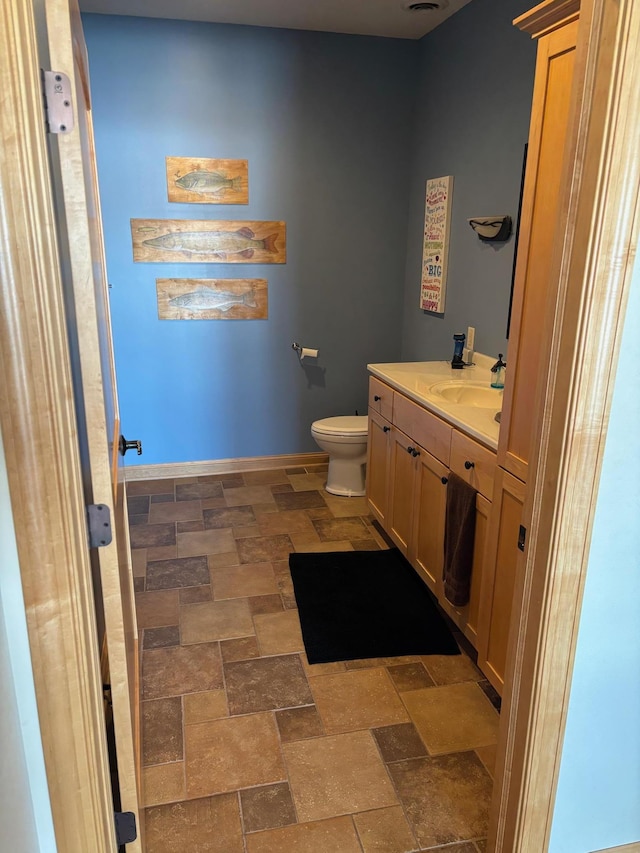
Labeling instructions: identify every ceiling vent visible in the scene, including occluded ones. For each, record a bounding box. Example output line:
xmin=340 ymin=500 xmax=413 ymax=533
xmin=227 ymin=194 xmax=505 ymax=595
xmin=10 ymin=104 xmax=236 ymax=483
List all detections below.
xmin=402 ymin=1 xmax=446 ymax=11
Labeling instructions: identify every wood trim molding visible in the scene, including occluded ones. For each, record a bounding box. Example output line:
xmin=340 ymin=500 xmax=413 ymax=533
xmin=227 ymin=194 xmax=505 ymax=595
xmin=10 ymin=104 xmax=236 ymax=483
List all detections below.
xmin=0 ymin=2 xmax=116 ymax=851
xmin=124 ymin=452 xmax=329 ymax=481
xmin=515 ymin=0 xmax=580 ymax=39
xmin=491 ymin=0 xmax=640 ymax=849
xmin=593 ymin=845 xmax=640 ymax=853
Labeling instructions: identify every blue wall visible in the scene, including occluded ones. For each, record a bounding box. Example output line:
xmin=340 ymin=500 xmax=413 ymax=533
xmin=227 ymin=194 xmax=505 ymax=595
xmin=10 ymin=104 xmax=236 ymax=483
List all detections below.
xmin=83 ymin=16 xmax=417 ymax=465
xmin=549 ymin=254 xmax=640 ymax=852
xmin=400 ymin=0 xmax=536 ymax=362
xmin=84 ymin=3 xmax=538 ymax=465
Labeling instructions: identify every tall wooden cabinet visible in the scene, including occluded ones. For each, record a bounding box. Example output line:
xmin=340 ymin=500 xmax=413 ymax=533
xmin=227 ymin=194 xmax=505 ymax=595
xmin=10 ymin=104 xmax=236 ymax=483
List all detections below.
xmin=478 ymin=1 xmax=580 ymax=693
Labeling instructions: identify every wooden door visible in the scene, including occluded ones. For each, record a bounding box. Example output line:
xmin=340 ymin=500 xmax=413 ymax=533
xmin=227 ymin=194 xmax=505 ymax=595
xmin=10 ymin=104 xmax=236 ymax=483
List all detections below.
xmin=387 ymin=427 xmax=416 ymax=556
xmin=410 ymin=444 xmax=448 ymax=597
xmin=38 ymin=0 xmax=141 ymax=843
xmin=497 ymin=15 xmax=579 ymax=483
xmin=477 ymin=469 xmax=526 ymax=694
xmin=366 ymin=409 xmax=392 ymax=525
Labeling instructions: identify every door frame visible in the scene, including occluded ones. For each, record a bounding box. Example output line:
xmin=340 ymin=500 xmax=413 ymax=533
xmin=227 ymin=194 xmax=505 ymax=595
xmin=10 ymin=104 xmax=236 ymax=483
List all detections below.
xmin=0 ymin=2 xmax=638 ymax=853
xmin=490 ymin=0 xmax=640 ymax=849
xmin=0 ymin=1 xmax=117 ymax=851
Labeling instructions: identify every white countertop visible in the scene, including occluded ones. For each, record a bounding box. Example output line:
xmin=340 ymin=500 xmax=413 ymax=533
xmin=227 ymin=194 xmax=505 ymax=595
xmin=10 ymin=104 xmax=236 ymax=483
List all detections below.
xmin=367 ymin=354 xmax=502 ymax=450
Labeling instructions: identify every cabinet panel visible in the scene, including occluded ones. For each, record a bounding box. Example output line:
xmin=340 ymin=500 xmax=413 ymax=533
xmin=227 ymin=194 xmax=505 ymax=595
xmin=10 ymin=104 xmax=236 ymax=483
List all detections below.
xmin=393 ymin=392 xmax=451 ymax=466
xmin=387 ymin=427 xmax=416 ymax=556
xmin=411 ymin=444 xmax=448 ymax=596
xmin=368 ymin=376 xmax=393 ymax=421
xmin=477 ymin=469 xmax=526 ymax=694
xmin=498 ymin=20 xmax=579 ymax=483
xmin=366 ymin=408 xmax=391 ymax=526
xmin=467 ymin=493 xmax=490 ymax=646
xmin=450 ymin=431 xmax=496 ymax=500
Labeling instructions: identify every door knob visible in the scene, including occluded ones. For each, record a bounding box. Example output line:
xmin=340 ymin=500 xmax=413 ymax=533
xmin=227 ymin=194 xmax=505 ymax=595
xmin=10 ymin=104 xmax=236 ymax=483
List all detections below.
xmin=374 ymin=395 xmax=381 ymax=401
xmin=412 ymin=449 xmax=420 ymax=457
xmin=119 ymin=435 xmax=142 ymax=456
xmin=464 ymin=460 xmax=475 ymax=469
xmin=441 ymin=476 xmax=448 ymax=485
xmin=407 ymin=446 xmax=415 ymax=454
xmin=383 ymin=426 xmax=390 ymax=433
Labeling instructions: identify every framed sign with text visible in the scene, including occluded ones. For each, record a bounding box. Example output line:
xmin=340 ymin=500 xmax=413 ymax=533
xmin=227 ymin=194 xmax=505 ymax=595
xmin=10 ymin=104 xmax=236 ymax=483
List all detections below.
xmin=420 ymin=175 xmax=453 ymax=313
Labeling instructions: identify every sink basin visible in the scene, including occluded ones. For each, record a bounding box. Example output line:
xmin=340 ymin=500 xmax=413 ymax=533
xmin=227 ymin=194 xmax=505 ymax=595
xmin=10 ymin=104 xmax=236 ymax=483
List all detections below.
xmin=429 ymin=381 xmax=503 ymax=408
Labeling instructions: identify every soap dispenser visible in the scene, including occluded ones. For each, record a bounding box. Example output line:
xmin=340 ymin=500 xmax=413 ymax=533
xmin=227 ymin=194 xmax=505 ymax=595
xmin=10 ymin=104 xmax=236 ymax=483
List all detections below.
xmin=491 ymin=353 xmax=506 ymax=388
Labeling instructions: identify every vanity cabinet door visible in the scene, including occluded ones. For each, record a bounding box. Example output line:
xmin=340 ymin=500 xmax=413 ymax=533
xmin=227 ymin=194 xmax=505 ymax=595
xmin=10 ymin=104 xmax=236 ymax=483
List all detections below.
xmin=366 ymin=408 xmax=392 ymax=526
xmin=477 ymin=468 xmax=526 ymax=694
xmin=410 ymin=443 xmax=448 ymax=598
xmin=387 ymin=426 xmax=417 ymax=557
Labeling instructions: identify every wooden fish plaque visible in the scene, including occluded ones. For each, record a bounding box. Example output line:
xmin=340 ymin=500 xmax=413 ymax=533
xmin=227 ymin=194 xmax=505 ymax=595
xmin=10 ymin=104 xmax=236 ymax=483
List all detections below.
xmin=166 ymin=157 xmax=248 ymax=204
xmin=131 ymin=219 xmax=286 ymax=264
xmin=157 ymin=278 xmax=268 ymax=320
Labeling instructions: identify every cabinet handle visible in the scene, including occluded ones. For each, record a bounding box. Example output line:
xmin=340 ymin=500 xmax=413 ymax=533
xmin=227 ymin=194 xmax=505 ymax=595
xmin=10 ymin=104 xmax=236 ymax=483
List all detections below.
xmin=464 ymin=460 xmax=475 ymax=469
xmin=412 ymin=449 xmax=420 ymax=457
xmin=441 ymin=476 xmax=448 ymax=485
xmin=406 ymin=446 xmax=415 ymax=454
xmin=383 ymin=426 xmax=390 ymax=433
xmin=374 ymin=395 xmax=381 ymax=401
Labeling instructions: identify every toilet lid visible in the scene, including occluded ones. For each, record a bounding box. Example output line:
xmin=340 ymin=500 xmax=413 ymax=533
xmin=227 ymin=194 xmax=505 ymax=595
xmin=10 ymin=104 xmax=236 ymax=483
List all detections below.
xmin=312 ymin=416 xmax=368 ymax=436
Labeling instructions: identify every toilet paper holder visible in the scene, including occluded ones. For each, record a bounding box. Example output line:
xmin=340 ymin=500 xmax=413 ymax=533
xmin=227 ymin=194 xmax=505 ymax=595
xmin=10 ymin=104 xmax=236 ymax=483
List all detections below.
xmin=292 ymin=342 xmax=319 ymax=361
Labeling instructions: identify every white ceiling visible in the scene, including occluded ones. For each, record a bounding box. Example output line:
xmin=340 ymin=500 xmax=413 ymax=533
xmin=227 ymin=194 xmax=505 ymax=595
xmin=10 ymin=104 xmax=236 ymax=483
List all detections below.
xmin=78 ymin=0 xmax=473 ymax=40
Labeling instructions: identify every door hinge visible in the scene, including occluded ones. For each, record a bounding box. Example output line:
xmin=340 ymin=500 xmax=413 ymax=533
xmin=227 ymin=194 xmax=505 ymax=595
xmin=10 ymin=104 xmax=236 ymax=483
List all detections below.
xmin=87 ymin=504 xmax=113 ymax=548
xmin=41 ymin=70 xmax=74 ymax=134
xmin=114 ymin=812 xmax=137 ymax=846
xmin=518 ymin=524 xmax=527 ymax=552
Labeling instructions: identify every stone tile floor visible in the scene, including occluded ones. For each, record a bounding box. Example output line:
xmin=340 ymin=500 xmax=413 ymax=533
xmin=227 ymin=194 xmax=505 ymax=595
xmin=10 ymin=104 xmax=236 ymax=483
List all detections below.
xmin=130 ymin=465 xmax=499 ymax=853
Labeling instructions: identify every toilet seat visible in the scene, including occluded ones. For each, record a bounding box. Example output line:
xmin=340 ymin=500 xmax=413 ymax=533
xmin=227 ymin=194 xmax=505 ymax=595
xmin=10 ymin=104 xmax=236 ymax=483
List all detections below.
xmin=311 ymin=416 xmax=368 ymax=437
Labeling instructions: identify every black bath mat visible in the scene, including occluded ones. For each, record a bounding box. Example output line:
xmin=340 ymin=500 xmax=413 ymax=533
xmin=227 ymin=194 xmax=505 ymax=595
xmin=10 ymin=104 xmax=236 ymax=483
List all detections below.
xmin=289 ymin=548 xmax=460 ymax=664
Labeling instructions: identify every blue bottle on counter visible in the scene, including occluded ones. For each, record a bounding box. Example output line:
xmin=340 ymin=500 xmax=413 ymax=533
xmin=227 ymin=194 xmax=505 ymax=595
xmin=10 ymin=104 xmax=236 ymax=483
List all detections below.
xmin=452 ymin=333 xmax=466 ymax=369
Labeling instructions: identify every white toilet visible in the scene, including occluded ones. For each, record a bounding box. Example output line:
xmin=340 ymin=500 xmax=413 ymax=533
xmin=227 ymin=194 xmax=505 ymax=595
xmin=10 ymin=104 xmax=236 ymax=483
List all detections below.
xmin=310 ymin=415 xmax=369 ymax=497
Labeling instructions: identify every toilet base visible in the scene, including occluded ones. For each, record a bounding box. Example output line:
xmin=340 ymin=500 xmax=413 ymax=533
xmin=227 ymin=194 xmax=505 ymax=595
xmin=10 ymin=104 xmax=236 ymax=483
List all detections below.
xmin=325 ymin=456 xmax=366 ymax=497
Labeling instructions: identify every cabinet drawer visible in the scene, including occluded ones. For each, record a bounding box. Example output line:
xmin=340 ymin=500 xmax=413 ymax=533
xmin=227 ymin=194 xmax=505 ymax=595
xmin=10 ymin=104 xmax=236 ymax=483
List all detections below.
xmin=450 ymin=430 xmax=496 ymax=500
xmin=393 ymin=392 xmax=451 ymax=466
xmin=369 ymin=377 xmax=393 ymax=421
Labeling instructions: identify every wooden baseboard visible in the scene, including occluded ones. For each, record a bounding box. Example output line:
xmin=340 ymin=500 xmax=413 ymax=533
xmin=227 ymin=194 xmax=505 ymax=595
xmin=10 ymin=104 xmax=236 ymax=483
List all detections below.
xmin=124 ymin=452 xmax=330 ymax=481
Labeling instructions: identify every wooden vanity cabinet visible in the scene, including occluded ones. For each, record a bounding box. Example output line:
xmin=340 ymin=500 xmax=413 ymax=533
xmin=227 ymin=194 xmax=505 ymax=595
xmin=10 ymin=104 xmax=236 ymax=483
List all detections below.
xmin=477 ymin=469 xmax=526 ymax=693
xmin=439 ymin=432 xmax=496 ymax=647
xmin=386 ymin=425 xmax=418 ymax=556
xmin=386 ymin=427 xmax=449 ymax=597
xmin=366 ymin=376 xmax=496 ymax=647
xmin=410 ymin=444 xmax=449 ymax=597
xmin=366 ymin=408 xmax=392 ymax=526
xmin=386 ymin=392 xmax=452 ymax=598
